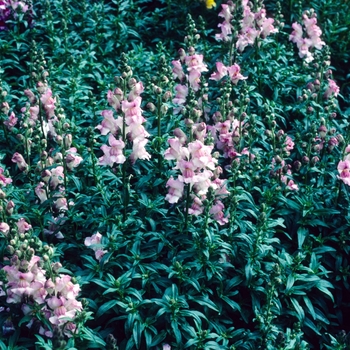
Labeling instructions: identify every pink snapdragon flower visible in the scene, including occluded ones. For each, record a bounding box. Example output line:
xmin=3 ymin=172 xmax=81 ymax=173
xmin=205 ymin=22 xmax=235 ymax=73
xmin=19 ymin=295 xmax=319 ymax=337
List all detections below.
xmin=210 ymin=62 xmax=246 ymax=85
xmin=16 ymin=218 xmax=32 ymax=233
xmin=210 ymin=62 xmax=228 ymax=81
xmin=40 ymin=88 xmax=56 ymax=119
xmin=107 ymin=88 xmax=123 ymax=111
xmin=3 ymin=111 xmax=18 ymax=130
xmin=215 ymin=3 xmax=234 ymax=41
xmin=85 ymin=232 xmax=107 ymax=261
xmin=338 ymin=160 xmax=350 ymax=186
xmin=172 ymin=60 xmax=185 ymax=81
xmin=0 ymin=167 xmax=12 ymax=186
xmin=50 ymin=166 xmax=64 ymax=190
xmin=165 ymin=177 xmax=185 ymax=203
xmin=233 ymin=1 xmax=277 ymax=52
xmin=130 ymin=138 xmax=151 ymax=163
xmin=96 ymin=110 xmax=120 ymax=135
xmin=35 ymin=182 xmax=48 ymax=203
xmin=185 ymin=53 xmax=208 ymax=91
xmin=98 ymin=134 xmax=126 ymax=167
xmin=324 ymin=79 xmax=339 ymax=99
xmin=210 ymin=200 xmax=229 ymax=225
xmin=0 ymin=222 xmax=10 ymax=235
xmin=289 ymin=13 xmax=325 ymax=62
xmin=65 ymin=148 xmax=83 ymax=171
xmin=11 ymin=152 xmax=28 ymax=172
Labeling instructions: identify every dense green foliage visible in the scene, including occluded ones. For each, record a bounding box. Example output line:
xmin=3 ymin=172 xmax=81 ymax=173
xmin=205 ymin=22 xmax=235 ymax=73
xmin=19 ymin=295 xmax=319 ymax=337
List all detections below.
xmin=1 ymin=0 xmax=350 ymax=349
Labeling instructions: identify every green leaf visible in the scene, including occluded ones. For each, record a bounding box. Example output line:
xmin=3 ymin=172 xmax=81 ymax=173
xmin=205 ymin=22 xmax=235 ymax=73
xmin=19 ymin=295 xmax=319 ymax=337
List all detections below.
xmin=297 ymin=227 xmax=308 ymax=249
xmin=303 ymin=296 xmax=316 ymax=320
xmin=171 ymin=320 xmax=182 ymax=344
xmin=96 ymin=300 xmax=120 ymax=318
xmin=220 ymin=295 xmax=241 ymax=312
xmin=133 ymin=321 xmax=142 ymax=349
xmin=291 ymin=297 xmax=305 ymax=321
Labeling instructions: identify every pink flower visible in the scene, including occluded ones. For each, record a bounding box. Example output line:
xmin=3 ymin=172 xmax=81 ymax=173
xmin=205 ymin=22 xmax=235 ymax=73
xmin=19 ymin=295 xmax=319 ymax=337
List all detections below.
xmin=96 ymin=110 xmax=119 ymax=135
xmin=85 ymin=233 xmax=107 ymax=261
xmin=172 ymin=60 xmax=185 ymax=81
xmin=94 ymin=249 xmax=107 ymax=261
xmin=122 ymin=97 xmax=143 ymax=118
xmin=53 ymin=197 xmax=68 ymax=212
xmin=130 ymin=138 xmax=151 ymax=163
xmin=24 ymin=89 xmax=36 ymax=104
xmin=0 ymin=222 xmax=10 ymax=236
xmin=185 ymin=54 xmax=208 ymax=73
xmin=11 ymin=152 xmax=28 ymax=172
xmin=210 ymin=200 xmax=228 ymax=225
xmin=173 ymin=84 xmax=188 ymax=105
xmin=188 ymin=196 xmax=204 ymax=216
xmin=215 ymin=4 xmax=233 ymax=41
xmin=260 ymin=17 xmax=277 ymax=38
xmin=188 ymin=69 xmax=201 ymax=91
xmin=85 ymin=232 xmax=102 ymax=246
xmin=165 ymin=177 xmax=185 ymax=203
xmin=99 ymin=135 xmax=126 ymax=166
xmin=29 ymin=105 xmax=40 ymax=124
xmin=50 ymin=166 xmax=64 ymax=189
xmin=164 ymin=137 xmax=188 ymax=161
xmin=40 ymin=88 xmax=56 ymax=119
xmin=287 ymin=180 xmax=298 ymax=191
xmin=16 ymin=218 xmax=32 ymax=233
xmin=324 ymin=79 xmax=339 ymax=99
xmin=193 ymin=170 xmax=213 ymax=196
xmin=0 ymin=167 xmax=12 ymax=186
xmin=210 ymin=62 xmax=227 ymax=81
xmin=177 ymin=160 xmax=198 ymax=184
xmin=3 ymin=111 xmax=18 ymax=130
xmin=227 ymin=64 xmax=246 ymax=85
xmin=128 ymin=82 xmax=144 ymax=101
xmin=65 ymin=148 xmax=83 ymax=171
xmin=338 ymin=160 xmax=350 ymax=186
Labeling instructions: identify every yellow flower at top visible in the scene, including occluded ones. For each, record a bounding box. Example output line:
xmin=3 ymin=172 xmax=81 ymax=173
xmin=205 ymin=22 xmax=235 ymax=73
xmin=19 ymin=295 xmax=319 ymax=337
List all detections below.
xmin=205 ymin=0 xmax=216 ymax=9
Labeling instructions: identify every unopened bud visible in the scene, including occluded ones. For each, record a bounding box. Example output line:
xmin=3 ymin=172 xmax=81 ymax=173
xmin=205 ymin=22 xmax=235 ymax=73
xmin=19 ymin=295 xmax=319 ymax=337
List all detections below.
xmin=302 ymin=156 xmax=309 ymax=164
xmin=146 ymin=102 xmax=156 ymax=112
xmin=311 ymin=156 xmax=319 ymax=165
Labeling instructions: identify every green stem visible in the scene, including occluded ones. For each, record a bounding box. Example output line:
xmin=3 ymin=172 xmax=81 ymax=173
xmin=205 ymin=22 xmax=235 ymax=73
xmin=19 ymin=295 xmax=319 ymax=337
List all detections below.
xmin=157 ymin=95 xmax=162 ymax=173
xmin=183 ymin=184 xmax=191 ymax=234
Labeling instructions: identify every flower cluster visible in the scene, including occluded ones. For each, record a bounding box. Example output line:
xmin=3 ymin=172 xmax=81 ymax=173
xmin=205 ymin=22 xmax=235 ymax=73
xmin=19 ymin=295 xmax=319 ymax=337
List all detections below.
xmin=236 ymin=0 xmax=278 ymax=51
xmin=97 ymin=80 xmax=151 ymax=165
xmin=210 ymin=62 xmax=246 ymax=84
xmin=215 ymin=2 xmax=234 ymax=42
xmin=165 ymin=127 xmax=229 ymax=225
xmin=0 ymin=0 xmax=29 ymax=30
xmin=3 ymin=255 xmax=82 ymax=335
xmin=215 ymin=1 xmax=278 ymax=51
xmin=172 ymin=47 xmax=208 ymax=94
xmin=289 ymin=12 xmax=325 ymax=62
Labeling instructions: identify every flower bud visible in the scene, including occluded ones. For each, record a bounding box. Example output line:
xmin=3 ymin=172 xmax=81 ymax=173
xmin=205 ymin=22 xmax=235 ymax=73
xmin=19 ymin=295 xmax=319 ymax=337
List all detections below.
xmin=293 ymin=160 xmax=302 ymax=171
xmin=163 ymin=91 xmax=172 ymax=101
xmin=302 ymin=156 xmax=309 ymax=164
xmin=311 ymin=156 xmax=319 ymax=165
xmin=6 ymin=200 xmax=15 ymax=215
xmin=160 ymin=104 xmax=168 ymax=114
xmin=64 ymin=134 xmax=72 ymax=149
xmin=318 ymin=125 xmax=327 ymax=138
xmin=146 ymin=102 xmax=156 ymax=111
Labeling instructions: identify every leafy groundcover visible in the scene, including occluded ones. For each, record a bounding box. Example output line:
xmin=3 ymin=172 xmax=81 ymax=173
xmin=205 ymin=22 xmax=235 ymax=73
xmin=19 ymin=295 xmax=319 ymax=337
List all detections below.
xmin=1 ymin=0 xmax=350 ymax=349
